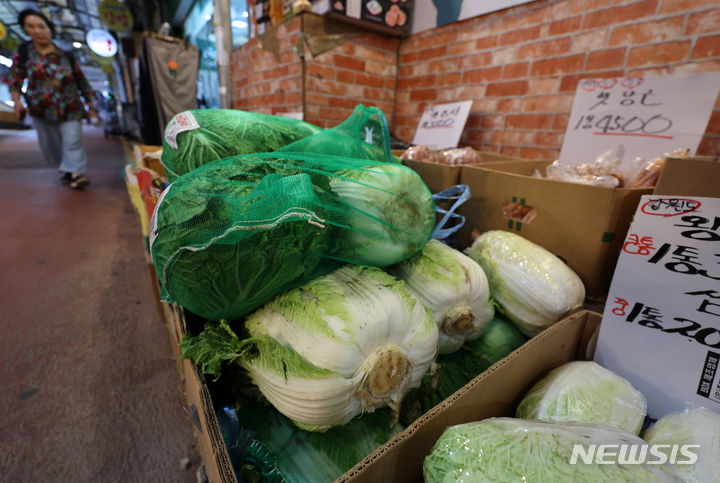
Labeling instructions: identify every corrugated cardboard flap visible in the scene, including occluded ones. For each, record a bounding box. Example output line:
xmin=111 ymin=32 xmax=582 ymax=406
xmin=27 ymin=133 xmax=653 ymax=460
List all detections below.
xmin=339 ymin=310 xmax=601 ymax=482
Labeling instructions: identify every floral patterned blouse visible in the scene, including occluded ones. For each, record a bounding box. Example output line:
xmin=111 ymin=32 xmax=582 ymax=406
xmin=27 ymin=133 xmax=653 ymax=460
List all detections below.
xmin=4 ymin=42 xmax=95 ymax=122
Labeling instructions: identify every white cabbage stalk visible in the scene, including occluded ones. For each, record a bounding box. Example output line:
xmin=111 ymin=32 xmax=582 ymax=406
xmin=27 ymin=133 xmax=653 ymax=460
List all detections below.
xmin=329 ymin=163 xmax=435 ymax=267
xmin=516 ymin=361 xmax=647 ymax=435
xmin=243 ymin=265 xmax=438 ymax=431
xmin=389 ymin=239 xmax=495 ymax=354
xmin=424 ymin=418 xmax=682 ymax=482
xmin=464 ymin=230 xmax=585 ymax=336
xmin=643 ymin=407 xmax=720 ymax=483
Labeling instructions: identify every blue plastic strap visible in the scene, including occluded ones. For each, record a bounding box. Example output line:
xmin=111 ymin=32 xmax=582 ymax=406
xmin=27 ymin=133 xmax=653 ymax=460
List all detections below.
xmin=431 ymin=184 xmax=472 ymax=240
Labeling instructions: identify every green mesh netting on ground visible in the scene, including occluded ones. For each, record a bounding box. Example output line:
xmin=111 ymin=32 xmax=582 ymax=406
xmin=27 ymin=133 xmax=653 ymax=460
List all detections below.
xmin=149 ymin=151 xmax=434 ymax=321
xmin=160 ymin=109 xmax=323 ymax=181
xmin=278 ymin=104 xmax=396 ymax=162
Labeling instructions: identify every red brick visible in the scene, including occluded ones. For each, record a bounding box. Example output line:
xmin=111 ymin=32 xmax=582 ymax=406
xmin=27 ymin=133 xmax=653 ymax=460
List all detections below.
xmin=504 ymin=62 xmax=530 ymax=79
xmin=486 ymin=80 xmax=529 ymax=97
xmin=515 ymin=3 xmax=555 ymax=27
xmin=419 ymin=46 xmax=448 ymax=60
xmin=285 ymin=92 xmax=301 ymax=105
xmin=660 ymin=0 xmax=719 ymax=13
xmin=534 ymin=131 xmax=564 ymax=147
xmin=498 ymin=99 xmax=523 ymax=112
xmin=307 ymin=64 xmax=334 ymax=79
xmin=363 ymin=88 xmax=393 ymax=102
xmin=400 ymin=52 xmax=420 ymax=64
xmin=481 ymin=114 xmax=506 ymax=129
xmin=706 ymin=110 xmax=720 ymax=135
xmin=518 ymin=37 xmax=571 ymax=60
xmin=384 ymin=78 xmax=396 ymax=90
xmin=529 ymin=78 xmax=561 ymax=95
xmin=499 ymin=146 xmax=521 ymax=157
xmin=697 ymin=135 xmax=720 ymax=156
xmin=336 ymin=70 xmax=354 ymax=84
xmin=438 ymin=72 xmax=462 ymax=86
xmin=334 ymin=54 xmax=365 ymax=71
xmin=587 ymin=48 xmax=626 ymax=71
xmin=583 ymin=0 xmax=658 ymax=29
xmin=399 ymin=65 xmax=413 ymax=78
xmin=550 ymin=16 xmax=582 ymax=35
xmin=307 ymin=78 xmax=347 ymax=96
xmin=359 ymin=34 xmax=400 ymax=51
xmin=691 ymin=35 xmax=720 ymax=59
xmin=462 ymin=66 xmax=503 ymax=84
xmin=355 ymin=73 xmax=385 ymax=88
xmin=553 ymin=114 xmax=570 ymax=130
xmin=476 ymin=36 xmax=499 ymax=50
xmin=609 ymin=17 xmax=684 ymax=46
xmin=462 ymin=52 xmax=493 ymax=69
xmin=398 ymin=75 xmax=436 ymax=90
xmin=507 ymin=114 xmax=553 ymax=130
xmin=531 ymin=54 xmax=586 ymax=76
xmin=328 ymin=96 xmax=359 ymax=109
xmin=319 ymin=107 xmax=347 ymax=122
xmin=354 ymin=45 xmax=395 ymax=64
xmin=447 ymin=40 xmax=476 ymax=56
xmin=263 ymin=66 xmax=289 ymax=80
xmin=410 ymin=89 xmax=438 ymax=101
xmin=306 ymin=93 xmax=327 ymax=106
xmin=559 ymin=71 xmax=625 ymax=91
xmin=627 ymin=41 xmax=691 ymax=67
xmin=523 ymin=94 xmax=574 ymax=112
xmin=499 ymin=25 xmax=543 ymax=46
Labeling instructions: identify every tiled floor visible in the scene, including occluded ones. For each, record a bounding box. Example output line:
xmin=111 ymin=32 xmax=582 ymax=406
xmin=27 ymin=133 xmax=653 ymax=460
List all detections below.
xmin=0 ymin=125 xmax=200 ymax=481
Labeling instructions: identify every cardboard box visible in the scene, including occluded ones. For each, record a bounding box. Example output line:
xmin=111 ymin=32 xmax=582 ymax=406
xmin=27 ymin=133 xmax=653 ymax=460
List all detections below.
xmin=654 ymin=156 xmax=720 ymax=196
xmin=457 ymin=161 xmax=653 ymax=299
xmin=339 ymin=310 xmax=601 ymax=482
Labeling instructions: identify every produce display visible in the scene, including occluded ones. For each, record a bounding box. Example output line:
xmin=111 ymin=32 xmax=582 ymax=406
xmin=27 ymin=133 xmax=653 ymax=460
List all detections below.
xmin=150 ymin=151 xmax=434 ymax=320
xmin=160 ymin=109 xmax=322 ymax=180
xmin=464 ymin=230 xmax=585 ymax=337
xmin=643 ymin=407 xmax=720 ymax=483
xmin=182 ymin=265 xmax=438 ymax=431
xmin=424 ymin=418 xmax=682 ymax=482
xmin=388 ymin=239 xmax=495 ymax=354
xmin=400 ymin=145 xmax=483 ymax=165
xmin=515 ymin=361 xmax=647 ymax=434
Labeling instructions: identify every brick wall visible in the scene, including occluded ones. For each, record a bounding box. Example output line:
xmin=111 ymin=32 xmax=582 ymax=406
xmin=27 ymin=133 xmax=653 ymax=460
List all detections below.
xmin=230 ymin=17 xmax=399 ymax=129
xmin=395 ymin=0 xmax=720 ymax=159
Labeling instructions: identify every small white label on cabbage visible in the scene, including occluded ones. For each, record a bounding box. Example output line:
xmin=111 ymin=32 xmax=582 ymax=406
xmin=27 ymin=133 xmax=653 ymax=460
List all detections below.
xmin=595 ymin=195 xmax=720 ymax=418
xmin=412 ymin=100 xmax=473 ymax=150
xmin=164 ymin=111 xmax=200 ymax=150
xmin=558 ymin=73 xmax=720 ymax=170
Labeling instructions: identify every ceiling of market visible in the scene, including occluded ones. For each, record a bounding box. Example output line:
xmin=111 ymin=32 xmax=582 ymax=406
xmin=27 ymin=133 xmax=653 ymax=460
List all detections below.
xmin=0 ymin=0 xmax=143 ymax=89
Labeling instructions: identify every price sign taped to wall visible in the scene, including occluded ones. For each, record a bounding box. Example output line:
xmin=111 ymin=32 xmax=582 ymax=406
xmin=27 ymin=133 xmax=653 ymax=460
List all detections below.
xmin=412 ymin=100 xmax=472 ymax=149
xmin=594 ymin=195 xmax=720 ymax=418
xmin=558 ymin=73 xmax=720 ymax=169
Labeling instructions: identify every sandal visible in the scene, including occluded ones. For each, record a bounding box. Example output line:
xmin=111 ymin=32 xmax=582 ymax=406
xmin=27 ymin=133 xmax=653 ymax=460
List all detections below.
xmin=69 ymin=174 xmax=91 ymax=190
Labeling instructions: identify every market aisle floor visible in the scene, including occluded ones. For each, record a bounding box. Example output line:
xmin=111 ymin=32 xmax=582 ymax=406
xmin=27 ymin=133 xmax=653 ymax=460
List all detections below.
xmin=0 ymin=126 xmax=200 ymax=481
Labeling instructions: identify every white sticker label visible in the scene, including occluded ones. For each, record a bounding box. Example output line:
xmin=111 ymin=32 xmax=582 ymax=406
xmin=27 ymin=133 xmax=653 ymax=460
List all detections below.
xmin=164 ymin=111 xmax=200 ymax=150
xmin=149 ymin=185 xmax=171 ymax=254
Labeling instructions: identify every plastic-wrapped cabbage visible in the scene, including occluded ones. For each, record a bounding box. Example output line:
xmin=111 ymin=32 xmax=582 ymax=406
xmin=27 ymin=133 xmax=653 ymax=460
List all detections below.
xmin=182 ymin=265 xmax=439 ymax=432
xmin=150 ymin=152 xmax=434 ymax=320
xmin=388 ymin=239 xmax=494 ymax=354
xmin=643 ymin=407 xmax=720 ymax=483
xmin=515 ymin=361 xmax=647 ymax=435
xmin=160 ymin=109 xmax=322 ymax=180
xmin=424 ymin=418 xmax=682 ymax=482
xmin=464 ymin=230 xmax=585 ymax=336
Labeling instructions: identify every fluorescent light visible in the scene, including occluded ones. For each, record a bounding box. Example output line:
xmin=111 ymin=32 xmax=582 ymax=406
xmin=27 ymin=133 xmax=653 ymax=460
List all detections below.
xmin=243 ymin=11 xmax=248 ymax=17
xmin=0 ymin=54 xmax=12 ymax=68
xmin=73 ymin=41 xmax=82 ymax=48
xmin=205 ymin=14 xmax=211 ymax=21
xmin=232 ymin=20 xmax=247 ymax=29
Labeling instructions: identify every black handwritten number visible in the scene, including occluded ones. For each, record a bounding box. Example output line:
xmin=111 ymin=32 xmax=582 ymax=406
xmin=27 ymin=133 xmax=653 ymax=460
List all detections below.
xmin=693 ymin=327 xmax=720 ymax=348
xmin=596 ymin=115 xmax=614 ymax=133
xmin=643 ymin=114 xmax=672 ymax=134
xmin=621 ymin=116 xmax=645 ymax=133
xmin=663 ymin=318 xmax=702 ymax=337
xmin=638 ymin=319 xmax=664 ymax=329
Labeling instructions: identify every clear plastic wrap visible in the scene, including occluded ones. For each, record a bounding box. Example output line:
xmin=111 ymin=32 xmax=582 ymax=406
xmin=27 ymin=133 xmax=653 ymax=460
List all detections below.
xmin=515 ymin=361 xmax=647 ymax=434
xmin=643 ymin=407 xmax=720 ymax=483
xmin=400 ymin=145 xmax=483 ymax=165
xmin=545 ymin=150 xmax=621 ymax=187
xmin=424 ymin=418 xmax=682 ymax=482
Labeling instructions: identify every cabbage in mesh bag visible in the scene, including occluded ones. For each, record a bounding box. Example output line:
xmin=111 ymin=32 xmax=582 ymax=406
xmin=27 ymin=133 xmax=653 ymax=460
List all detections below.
xmin=160 ymin=109 xmax=322 ymax=180
xmin=150 ymin=151 xmax=434 ymax=321
xmin=515 ymin=361 xmax=647 ymax=435
xmin=424 ymin=418 xmax=682 ymax=482
xmin=278 ymin=104 xmax=395 ymax=162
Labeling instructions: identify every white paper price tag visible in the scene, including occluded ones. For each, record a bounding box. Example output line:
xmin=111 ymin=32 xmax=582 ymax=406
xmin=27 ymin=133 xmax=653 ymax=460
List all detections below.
xmin=412 ymin=100 xmax=472 ymax=150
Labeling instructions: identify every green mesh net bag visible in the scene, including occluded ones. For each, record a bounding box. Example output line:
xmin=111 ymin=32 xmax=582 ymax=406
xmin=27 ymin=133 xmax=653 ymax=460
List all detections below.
xmin=160 ymin=109 xmax=322 ymax=180
xmin=149 ymin=151 xmax=434 ymax=321
xmin=278 ymin=104 xmax=395 ymax=162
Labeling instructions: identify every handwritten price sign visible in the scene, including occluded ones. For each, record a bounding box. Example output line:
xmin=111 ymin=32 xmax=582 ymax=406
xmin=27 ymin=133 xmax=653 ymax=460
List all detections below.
xmin=558 ymin=73 xmax=720 ymax=170
xmin=595 ymin=196 xmax=720 ymax=418
xmin=412 ymin=100 xmax=472 ymax=149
